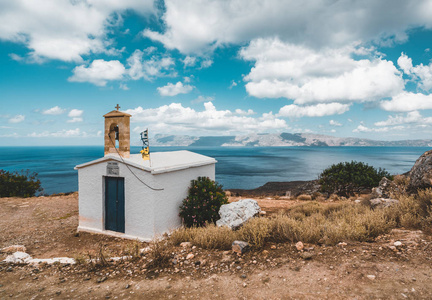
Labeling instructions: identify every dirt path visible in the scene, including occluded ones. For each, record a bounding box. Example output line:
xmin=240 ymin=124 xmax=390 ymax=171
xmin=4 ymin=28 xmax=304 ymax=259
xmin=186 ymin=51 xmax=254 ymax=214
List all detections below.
xmin=1 ymin=194 xmax=432 ymax=299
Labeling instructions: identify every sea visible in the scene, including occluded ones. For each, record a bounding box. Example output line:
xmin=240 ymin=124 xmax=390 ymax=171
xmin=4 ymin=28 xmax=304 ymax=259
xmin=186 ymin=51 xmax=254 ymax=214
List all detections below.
xmin=0 ymin=146 xmax=430 ymax=195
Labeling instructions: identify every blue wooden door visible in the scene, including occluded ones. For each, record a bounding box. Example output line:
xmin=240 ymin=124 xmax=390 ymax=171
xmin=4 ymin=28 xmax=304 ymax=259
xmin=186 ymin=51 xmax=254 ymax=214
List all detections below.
xmin=105 ymin=177 xmax=125 ymax=233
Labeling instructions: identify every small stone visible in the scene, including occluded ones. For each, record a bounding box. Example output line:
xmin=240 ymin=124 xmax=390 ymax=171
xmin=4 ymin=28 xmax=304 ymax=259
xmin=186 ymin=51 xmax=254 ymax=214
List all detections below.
xmin=6 ymin=267 xmax=13 ymax=272
xmin=337 ymin=242 xmax=347 ymax=247
xmin=186 ymin=253 xmax=194 ymax=260
xmin=97 ymin=276 xmax=107 ymax=283
xmin=295 ymin=242 xmax=304 ymax=251
xmin=242 ymin=282 xmax=247 ymax=288
xmin=270 ymin=245 xmax=276 ymax=250
xmin=366 ymin=275 xmax=376 ymax=280
xmin=125 ymin=284 xmax=131 ymax=289
xmin=232 ymin=241 xmax=250 ymax=255
xmin=139 ymin=247 xmax=151 ymax=254
xmin=252 ymin=260 xmax=257 ymax=264
xmin=301 ymin=253 xmax=313 ymax=260
xmin=180 ymin=242 xmax=192 ymax=248
xmin=194 ymin=261 xmax=201 ymax=266
xmin=394 ymin=241 xmax=402 ymax=247
xmin=240 ymin=274 xmax=247 ymax=279
xmin=262 ymin=250 xmax=269 ymax=257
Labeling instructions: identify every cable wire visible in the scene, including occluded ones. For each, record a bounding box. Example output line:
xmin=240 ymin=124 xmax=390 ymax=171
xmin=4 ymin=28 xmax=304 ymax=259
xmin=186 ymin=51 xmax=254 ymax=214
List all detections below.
xmin=107 ymin=133 xmax=164 ymax=191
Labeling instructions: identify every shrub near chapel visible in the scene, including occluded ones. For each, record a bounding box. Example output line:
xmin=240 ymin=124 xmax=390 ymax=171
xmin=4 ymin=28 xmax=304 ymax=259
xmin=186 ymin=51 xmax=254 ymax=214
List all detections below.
xmin=319 ymin=161 xmax=392 ymax=197
xmin=179 ymin=177 xmax=228 ymax=227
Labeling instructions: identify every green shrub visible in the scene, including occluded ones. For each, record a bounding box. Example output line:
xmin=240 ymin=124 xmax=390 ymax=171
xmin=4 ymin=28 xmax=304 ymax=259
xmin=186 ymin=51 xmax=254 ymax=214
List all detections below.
xmin=0 ymin=169 xmax=42 ymax=198
xmin=179 ymin=177 xmax=228 ymax=227
xmin=318 ymin=161 xmax=392 ymax=196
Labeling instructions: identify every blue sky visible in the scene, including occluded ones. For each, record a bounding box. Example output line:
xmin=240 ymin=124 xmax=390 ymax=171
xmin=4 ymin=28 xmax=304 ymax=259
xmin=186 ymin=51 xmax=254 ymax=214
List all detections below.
xmin=2 ymin=0 xmax=432 ymax=146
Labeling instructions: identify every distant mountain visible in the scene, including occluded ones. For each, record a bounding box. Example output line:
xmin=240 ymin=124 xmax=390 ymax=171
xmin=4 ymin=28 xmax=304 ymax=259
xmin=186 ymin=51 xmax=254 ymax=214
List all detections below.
xmin=150 ymin=133 xmax=432 ymax=147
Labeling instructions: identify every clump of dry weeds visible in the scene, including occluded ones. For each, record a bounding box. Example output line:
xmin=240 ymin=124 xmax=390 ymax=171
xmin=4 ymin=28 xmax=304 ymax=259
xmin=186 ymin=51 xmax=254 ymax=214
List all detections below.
xmin=168 ymin=188 xmax=432 ymax=250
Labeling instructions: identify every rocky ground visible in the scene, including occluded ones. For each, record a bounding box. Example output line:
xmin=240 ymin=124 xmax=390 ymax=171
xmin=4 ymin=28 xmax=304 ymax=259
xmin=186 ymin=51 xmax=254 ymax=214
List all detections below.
xmin=1 ymin=193 xmax=432 ymax=299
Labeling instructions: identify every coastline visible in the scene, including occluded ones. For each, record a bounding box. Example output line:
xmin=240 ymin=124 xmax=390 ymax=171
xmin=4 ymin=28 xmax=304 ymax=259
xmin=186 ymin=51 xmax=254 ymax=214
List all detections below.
xmin=227 ymin=180 xmax=320 ymax=197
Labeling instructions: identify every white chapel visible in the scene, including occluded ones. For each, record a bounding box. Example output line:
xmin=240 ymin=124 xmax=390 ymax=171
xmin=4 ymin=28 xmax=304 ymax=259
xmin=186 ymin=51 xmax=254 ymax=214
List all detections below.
xmin=74 ymin=106 xmax=216 ymax=241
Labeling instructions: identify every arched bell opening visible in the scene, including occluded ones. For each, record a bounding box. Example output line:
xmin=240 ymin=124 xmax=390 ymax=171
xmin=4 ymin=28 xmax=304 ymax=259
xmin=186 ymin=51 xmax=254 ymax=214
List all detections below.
xmin=109 ymin=123 xmax=120 ymax=148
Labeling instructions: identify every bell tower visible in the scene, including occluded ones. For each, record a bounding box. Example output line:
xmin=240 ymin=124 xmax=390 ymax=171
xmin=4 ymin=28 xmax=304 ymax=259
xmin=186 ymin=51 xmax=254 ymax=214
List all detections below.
xmin=103 ymin=104 xmax=131 ymax=158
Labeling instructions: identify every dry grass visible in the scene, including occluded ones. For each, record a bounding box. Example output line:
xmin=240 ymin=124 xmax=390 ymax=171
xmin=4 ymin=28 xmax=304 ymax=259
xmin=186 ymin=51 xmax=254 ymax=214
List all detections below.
xmin=297 ymin=194 xmax=312 ymax=201
xmin=170 ymin=224 xmax=236 ymax=250
xmin=168 ymin=188 xmax=432 ymax=251
xmin=146 ymin=238 xmax=173 ymax=269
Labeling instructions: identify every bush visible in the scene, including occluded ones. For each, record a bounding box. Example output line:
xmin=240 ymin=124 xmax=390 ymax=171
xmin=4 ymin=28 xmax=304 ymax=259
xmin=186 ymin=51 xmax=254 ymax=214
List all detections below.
xmin=0 ymin=169 xmax=42 ymax=197
xmin=179 ymin=177 xmax=228 ymax=227
xmin=318 ymin=161 xmax=392 ymax=196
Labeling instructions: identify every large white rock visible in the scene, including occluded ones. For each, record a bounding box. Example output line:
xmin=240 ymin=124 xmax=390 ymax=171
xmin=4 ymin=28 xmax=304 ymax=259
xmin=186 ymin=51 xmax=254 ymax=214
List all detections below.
xmin=216 ymin=199 xmax=261 ymax=229
xmin=4 ymin=251 xmax=32 ymax=264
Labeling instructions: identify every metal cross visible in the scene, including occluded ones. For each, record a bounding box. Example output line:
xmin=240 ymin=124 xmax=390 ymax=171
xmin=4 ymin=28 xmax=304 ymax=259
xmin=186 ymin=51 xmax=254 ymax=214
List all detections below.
xmin=115 ymin=104 xmax=120 ymax=111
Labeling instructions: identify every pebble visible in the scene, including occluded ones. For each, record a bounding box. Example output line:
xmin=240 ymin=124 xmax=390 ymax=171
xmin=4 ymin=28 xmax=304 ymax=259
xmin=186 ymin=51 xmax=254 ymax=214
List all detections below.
xmin=366 ymin=275 xmax=376 ymax=280
xmin=301 ymin=253 xmax=313 ymax=260
xmin=180 ymin=242 xmax=192 ymax=248
xmin=295 ymin=242 xmax=304 ymax=251
xmin=394 ymin=241 xmax=402 ymax=247
xmin=97 ymin=276 xmax=107 ymax=283
xmin=186 ymin=253 xmax=194 ymax=260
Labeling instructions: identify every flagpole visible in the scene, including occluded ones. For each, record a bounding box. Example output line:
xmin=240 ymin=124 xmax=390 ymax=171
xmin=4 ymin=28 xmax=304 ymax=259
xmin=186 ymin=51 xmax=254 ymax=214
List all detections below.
xmin=148 ymin=130 xmax=152 ymax=168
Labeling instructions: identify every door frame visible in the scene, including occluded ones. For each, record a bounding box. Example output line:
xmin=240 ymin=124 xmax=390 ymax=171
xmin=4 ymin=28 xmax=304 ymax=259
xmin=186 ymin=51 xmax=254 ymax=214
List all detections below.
xmin=104 ymin=176 xmax=125 ymax=233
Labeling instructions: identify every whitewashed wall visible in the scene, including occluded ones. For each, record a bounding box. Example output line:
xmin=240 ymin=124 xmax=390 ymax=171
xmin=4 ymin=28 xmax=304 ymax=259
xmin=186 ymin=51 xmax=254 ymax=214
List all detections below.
xmin=153 ymin=164 xmax=215 ymax=236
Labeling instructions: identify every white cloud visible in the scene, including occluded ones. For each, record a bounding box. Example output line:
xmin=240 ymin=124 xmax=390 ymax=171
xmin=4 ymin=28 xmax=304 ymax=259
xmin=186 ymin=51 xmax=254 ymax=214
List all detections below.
xmin=182 ymin=56 xmax=196 ymax=67
xmin=398 ymin=53 xmax=432 ymax=91
xmin=125 ymin=102 xmax=287 ymax=135
xmin=242 ymin=38 xmax=404 ymax=105
xmin=380 ymin=92 xmax=432 ymax=112
xmin=235 ymin=109 xmax=255 ymax=116
xmin=119 ymin=83 xmax=129 ymax=90
xmin=67 ymin=118 xmax=83 ymax=123
xmin=65 ymin=109 xmax=84 ymax=123
xmin=68 ymin=109 xmax=83 ymax=118
xmin=353 ymin=125 xmax=390 ymax=133
xmin=277 ymin=103 xmax=350 ymax=118
xmin=329 ymin=120 xmax=342 ymax=126
xmin=0 ymin=0 xmax=155 ymax=62
xmin=157 ymin=82 xmax=194 ymax=97
xmin=27 ymin=128 xmax=92 ymax=137
xmin=42 ymin=106 xmax=65 ymax=115
xmin=191 ymin=95 xmax=214 ymax=104
xmin=397 ymin=52 xmax=413 ymax=75
xmin=127 ymin=49 xmax=175 ymax=81
xmin=374 ymin=111 xmax=432 ymax=126
xmin=229 ymin=81 xmax=238 ymax=89
xmin=68 ymin=59 xmax=125 ymax=86
xmin=143 ymin=0 xmax=432 ymax=54
xmin=200 ymin=59 xmax=213 ymax=68
xmin=8 ymin=115 xmax=25 ymax=123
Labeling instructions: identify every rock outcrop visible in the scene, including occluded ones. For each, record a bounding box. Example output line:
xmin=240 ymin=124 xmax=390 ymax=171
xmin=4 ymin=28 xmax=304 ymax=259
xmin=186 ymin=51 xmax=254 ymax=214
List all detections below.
xmin=371 ymin=177 xmax=397 ymax=198
xmin=408 ymin=150 xmax=432 ymax=192
xmin=369 ymin=198 xmax=399 ymax=209
xmin=216 ymin=199 xmax=261 ymax=230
